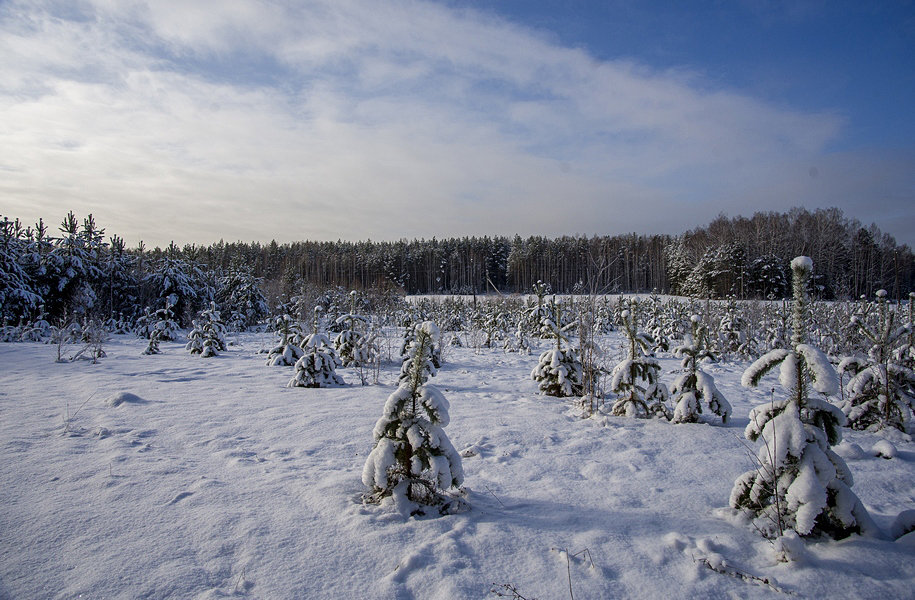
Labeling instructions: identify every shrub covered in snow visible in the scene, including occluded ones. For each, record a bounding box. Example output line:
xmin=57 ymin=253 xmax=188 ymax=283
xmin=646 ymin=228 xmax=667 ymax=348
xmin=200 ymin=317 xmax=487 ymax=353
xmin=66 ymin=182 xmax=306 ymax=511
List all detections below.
xmin=362 ymin=320 xmax=464 ymax=513
xmin=671 ymin=315 xmax=731 ymax=424
xmin=731 ymin=256 xmax=872 ymax=540
xmin=142 ymin=329 xmax=162 ymax=355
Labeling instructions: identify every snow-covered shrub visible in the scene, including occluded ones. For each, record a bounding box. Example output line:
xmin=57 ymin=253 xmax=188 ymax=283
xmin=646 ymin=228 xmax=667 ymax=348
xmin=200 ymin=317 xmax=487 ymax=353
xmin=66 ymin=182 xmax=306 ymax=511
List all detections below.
xmin=837 ymin=290 xmax=915 ymax=432
xmin=185 ymin=302 xmax=227 ymax=357
xmin=609 ymin=308 xmax=670 ymax=419
xmin=266 ymin=314 xmax=306 ymax=366
xmin=645 ymin=291 xmax=670 ymax=355
xmin=362 ymin=321 xmax=464 ymax=513
xmin=287 ymin=333 xmax=344 ymax=388
xmin=671 ymin=315 xmax=730 ymax=424
xmin=531 ymin=301 xmax=583 ymax=398
xmin=731 ymin=256 xmax=872 ymax=540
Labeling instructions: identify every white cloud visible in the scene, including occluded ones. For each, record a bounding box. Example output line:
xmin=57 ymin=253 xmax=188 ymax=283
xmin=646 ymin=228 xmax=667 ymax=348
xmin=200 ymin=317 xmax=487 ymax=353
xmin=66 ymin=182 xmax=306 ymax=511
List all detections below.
xmin=0 ymin=0 xmax=910 ymax=248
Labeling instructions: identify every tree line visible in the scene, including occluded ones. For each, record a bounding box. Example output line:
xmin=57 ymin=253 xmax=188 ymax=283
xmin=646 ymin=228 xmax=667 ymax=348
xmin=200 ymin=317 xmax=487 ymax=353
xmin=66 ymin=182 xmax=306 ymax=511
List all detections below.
xmin=187 ymin=206 xmax=912 ymax=299
xmin=2 ymin=207 xmax=913 ymax=328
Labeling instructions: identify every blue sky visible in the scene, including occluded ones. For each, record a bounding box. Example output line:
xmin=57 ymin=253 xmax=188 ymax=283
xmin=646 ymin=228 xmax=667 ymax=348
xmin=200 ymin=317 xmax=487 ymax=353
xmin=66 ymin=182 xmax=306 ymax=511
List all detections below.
xmin=1 ymin=0 xmax=913 ymax=248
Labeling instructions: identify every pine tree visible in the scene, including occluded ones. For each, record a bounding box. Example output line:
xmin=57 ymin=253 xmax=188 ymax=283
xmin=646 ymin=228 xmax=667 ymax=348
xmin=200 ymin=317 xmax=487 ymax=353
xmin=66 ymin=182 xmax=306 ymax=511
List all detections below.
xmin=894 ymin=292 xmax=915 ymax=371
xmin=266 ymin=314 xmax=306 ymax=366
xmin=838 ymin=290 xmax=915 ymax=432
xmin=334 ymin=291 xmax=373 ymax=367
xmin=142 ymin=329 xmax=162 ymax=355
xmin=287 ymin=333 xmax=344 ymax=388
xmin=609 ymin=305 xmax=670 ymax=418
xmin=717 ymin=295 xmax=748 ymax=359
xmin=731 ymin=257 xmax=872 ymax=540
xmin=400 ymin=321 xmax=442 ymax=373
xmin=186 ymin=302 xmax=227 ymax=357
xmin=216 ymin=266 xmax=269 ymax=331
xmin=362 ymin=321 xmax=465 ymax=513
xmin=671 ymin=315 xmax=731 ymax=424
xmin=0 ymin=216 xmax=41 ymax=323
xmin=530 ymin=300 xmax=584 ymax=397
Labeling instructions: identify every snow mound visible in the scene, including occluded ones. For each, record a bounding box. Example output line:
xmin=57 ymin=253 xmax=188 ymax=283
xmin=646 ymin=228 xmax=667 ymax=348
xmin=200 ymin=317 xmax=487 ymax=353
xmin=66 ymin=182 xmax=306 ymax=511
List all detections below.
xmin=890 ymin=509 xmax=915 ymax=540
xmin=833 ymin=442 xmax=867 ymax=460
xmin=872 ymin=440 xmax=897 ymax=459
xmin=105 ymin=392 xmax=147 ymax=407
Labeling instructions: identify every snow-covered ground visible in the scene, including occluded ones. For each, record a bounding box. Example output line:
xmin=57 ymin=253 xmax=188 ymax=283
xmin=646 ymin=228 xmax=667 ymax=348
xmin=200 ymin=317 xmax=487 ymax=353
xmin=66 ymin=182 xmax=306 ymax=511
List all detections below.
xmin=1 ymin=332 xmax=913 ymax=599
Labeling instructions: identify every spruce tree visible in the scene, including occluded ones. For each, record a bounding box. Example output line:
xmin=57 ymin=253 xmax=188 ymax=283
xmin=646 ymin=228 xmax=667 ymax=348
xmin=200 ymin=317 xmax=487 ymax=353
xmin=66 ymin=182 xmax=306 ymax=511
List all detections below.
xmin=731 ymin=257 xmax=872 ymax=540
xmin=362 ymin=321 xmax=464 ymax=513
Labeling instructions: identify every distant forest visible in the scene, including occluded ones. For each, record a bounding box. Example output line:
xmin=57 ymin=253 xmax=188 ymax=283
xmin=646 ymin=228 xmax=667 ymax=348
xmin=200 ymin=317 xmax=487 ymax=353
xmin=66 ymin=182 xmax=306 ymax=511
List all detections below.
xmin=180 ymin=207 xmax=912 ymax=301
xmin=2 ymin=207 xmax=913 ymax=328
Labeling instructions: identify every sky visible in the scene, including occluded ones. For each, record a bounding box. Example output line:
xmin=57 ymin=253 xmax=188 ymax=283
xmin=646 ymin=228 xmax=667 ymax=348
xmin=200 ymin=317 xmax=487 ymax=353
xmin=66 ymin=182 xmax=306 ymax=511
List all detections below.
xmin=1 ymin=0 xmax=913 ymax=249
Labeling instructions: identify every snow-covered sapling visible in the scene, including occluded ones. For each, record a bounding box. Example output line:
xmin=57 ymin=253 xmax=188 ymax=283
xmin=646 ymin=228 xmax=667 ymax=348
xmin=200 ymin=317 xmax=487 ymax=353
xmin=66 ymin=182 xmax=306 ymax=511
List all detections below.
xmin=609 ymin=308 xmax=670 ymax=419
xmin=136 ymin=298 xmax=180 ymax=342
xmin=400 ymin=320 xmax=442 ymax=375
xmin=399 ymin=321 xmax=441 ymax=386
xmin=671 ymin=315 xmax=731 ymax=424
xmin=731 ymin=256 xmax=872 ymax=540
xmin=334 ymin=291 xmax=374 ymax=367
xmin=530 ymin=300 xmax=584 ymax=397
xmin=838 ymin=290 xmax=915 ymax=432
xmin=362 ymin=321 xmax=464 ymax=513
xmin=287 ymin=333 xmax=344 ymax=388
xmin=142 ymin=328 xmax=161 ymax=355
xmin=186 ymin=302 xmax=227 ymax=357
xmin=266 ymin=314 xmax=306 ymax=366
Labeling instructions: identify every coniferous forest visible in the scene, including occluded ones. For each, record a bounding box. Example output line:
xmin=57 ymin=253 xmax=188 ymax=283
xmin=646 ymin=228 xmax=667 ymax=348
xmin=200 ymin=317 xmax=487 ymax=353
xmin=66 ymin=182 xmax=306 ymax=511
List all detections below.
xmin=2 ymin=206 xmax=912 ymax=329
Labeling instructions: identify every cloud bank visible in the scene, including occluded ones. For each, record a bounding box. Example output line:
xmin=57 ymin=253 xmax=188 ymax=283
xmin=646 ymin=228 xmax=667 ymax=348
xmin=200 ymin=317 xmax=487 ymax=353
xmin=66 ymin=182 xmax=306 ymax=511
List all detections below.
xmin=1 ymin=0 xmax=911 ymax=247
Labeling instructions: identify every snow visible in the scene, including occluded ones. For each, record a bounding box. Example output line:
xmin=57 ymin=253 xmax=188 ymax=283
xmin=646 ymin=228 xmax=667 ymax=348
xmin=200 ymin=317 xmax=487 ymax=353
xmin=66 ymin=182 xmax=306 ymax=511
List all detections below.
xmin=872 ymin=440 xmax=898 ymax=459
xmin=2 ymin=333 xmax=915 ymax=599
xmin=791 ymin=256 xmax=813 ymax=272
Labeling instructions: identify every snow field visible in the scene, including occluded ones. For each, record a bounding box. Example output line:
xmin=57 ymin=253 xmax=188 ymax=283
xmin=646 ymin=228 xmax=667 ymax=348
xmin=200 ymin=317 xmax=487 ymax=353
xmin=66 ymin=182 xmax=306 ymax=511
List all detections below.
xmin=1 ymin=332 xmax=914 ymax=599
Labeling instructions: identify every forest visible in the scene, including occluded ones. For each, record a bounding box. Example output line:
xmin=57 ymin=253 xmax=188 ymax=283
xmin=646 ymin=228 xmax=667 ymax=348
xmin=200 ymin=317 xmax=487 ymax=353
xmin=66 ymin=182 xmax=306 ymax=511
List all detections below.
xmin=1 ymin=206 xmax=913 ymax=329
